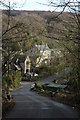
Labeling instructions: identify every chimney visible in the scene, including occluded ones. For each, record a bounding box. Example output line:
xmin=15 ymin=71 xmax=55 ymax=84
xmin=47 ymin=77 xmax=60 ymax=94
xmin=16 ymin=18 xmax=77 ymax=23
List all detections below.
xmin=45 ymin=43 xmax=47 ymax=47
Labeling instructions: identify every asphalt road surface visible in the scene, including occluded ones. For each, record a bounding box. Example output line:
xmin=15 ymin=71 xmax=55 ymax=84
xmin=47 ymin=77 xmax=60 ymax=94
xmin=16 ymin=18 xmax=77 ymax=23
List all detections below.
xmin=4 ymin=80 xmax=79 ymax=119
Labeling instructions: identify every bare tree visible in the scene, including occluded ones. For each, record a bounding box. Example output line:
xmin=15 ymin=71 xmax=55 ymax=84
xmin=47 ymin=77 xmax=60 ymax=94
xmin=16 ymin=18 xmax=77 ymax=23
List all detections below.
xmin=1 ymin=0 xmax=28 ymax=97
xmin=39 ymin=0 xmax=80 ymax=91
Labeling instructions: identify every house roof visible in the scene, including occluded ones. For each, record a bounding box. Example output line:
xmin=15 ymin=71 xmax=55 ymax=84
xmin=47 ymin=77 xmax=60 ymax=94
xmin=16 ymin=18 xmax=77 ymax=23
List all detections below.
xmin=18 ymin=55 xmax=26 ymax=62
xmin=12 ymin=54 xmax=27 ymax=63
xmin=35 ymin=44 xmax=50 ymax=51
xmin=24 ymin=47 xmax=39 ymax=58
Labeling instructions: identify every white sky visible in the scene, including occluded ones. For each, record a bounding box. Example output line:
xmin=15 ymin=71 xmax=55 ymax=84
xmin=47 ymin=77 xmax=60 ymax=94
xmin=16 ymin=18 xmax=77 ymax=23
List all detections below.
xmin=15 ymin=0 xmax=54 ymax=11
xmin=10 ymin=0 xmax=60 ymax=11
xmin=0 ymin=0 xmax=79 ymax=12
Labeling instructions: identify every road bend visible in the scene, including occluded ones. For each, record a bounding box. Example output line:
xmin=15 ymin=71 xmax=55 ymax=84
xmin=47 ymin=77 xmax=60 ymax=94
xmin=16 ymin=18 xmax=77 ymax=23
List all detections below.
xmin=4 ymin=81 xmax=79 ymax=118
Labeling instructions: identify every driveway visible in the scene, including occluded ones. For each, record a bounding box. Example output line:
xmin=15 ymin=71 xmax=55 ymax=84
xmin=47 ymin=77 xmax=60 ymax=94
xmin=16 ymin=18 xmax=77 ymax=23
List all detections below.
xmin=4 ymin=79 xmax=79 ymax=119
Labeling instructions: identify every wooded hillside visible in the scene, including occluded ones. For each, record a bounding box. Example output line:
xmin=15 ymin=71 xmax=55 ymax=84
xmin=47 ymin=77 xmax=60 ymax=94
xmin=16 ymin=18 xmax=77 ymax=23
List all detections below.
xmin=2 ymin=10 xmax=77 ymax=49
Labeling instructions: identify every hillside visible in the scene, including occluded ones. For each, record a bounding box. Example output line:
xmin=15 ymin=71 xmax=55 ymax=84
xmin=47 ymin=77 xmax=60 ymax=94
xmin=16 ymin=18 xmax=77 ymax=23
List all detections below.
xmin=2 ymin=10 xmax=77 ymax=49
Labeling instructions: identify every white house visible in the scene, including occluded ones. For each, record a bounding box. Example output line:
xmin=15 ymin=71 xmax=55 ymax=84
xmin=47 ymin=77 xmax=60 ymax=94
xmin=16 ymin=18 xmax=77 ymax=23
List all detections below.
xmin=35 ymin=43 xmax=52 ymax=67
xmin=12 ymin=55 xmax=31 ymax=76
xmin=13 ymin=43 xmax=53 ymax=74
xmin=24 ymin=56 xmax=31 ymax=73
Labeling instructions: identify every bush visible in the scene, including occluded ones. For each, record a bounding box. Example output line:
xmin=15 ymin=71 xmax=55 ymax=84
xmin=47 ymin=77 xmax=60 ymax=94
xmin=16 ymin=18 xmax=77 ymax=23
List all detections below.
xmin=67 ymin=79 xmax=78 ymax=91
xmin=3 ymin=70 xmax=21 ymax=89
xmin=9 ymin=70 xmax=21 ymax=88
xmin=36 ymin=64 xmax=53 ymax=77
xmin=2 ymin=70 xmax=21 ymax=102
xmin=39 ymin=64 xmax=51 ymax=72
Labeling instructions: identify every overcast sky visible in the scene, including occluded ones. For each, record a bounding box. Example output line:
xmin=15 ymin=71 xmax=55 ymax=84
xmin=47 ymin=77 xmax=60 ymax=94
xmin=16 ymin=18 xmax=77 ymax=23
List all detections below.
xmin=14 ymin=0 xmax=55 ymax=11
xmin=9 ymin=0 xmax=62 ymax=11
xmin=0 ymin=0 xmax=79 ymax=12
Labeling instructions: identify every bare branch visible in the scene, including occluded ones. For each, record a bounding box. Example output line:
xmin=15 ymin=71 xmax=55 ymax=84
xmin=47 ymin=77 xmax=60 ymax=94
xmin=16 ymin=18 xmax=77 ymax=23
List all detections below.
xmin=2 ymin=23 xmax=18 ymax=36
xmin=0 ymin=1 xmax=9 ymax=8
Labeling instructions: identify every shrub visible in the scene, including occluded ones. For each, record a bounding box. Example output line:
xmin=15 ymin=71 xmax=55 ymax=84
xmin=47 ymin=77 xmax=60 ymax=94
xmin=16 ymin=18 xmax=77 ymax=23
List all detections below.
xmin=3 ymin=70 xmax=21 ymax=89
xmin=10 ymin=70 xmax=21 ymax=88
xmin=37 ymin=64 xmax=53 ymax=77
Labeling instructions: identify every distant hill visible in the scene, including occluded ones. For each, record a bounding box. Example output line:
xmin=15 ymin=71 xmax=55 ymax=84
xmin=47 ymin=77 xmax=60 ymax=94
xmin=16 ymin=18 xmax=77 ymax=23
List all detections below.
xmin=2 ymin=10 xmax=76 ymax=49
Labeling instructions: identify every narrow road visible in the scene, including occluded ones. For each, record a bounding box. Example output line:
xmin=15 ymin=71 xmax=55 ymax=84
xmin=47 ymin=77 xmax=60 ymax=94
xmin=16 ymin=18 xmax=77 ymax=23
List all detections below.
xmin=4 ymin=80 xmax=79 ymax=118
